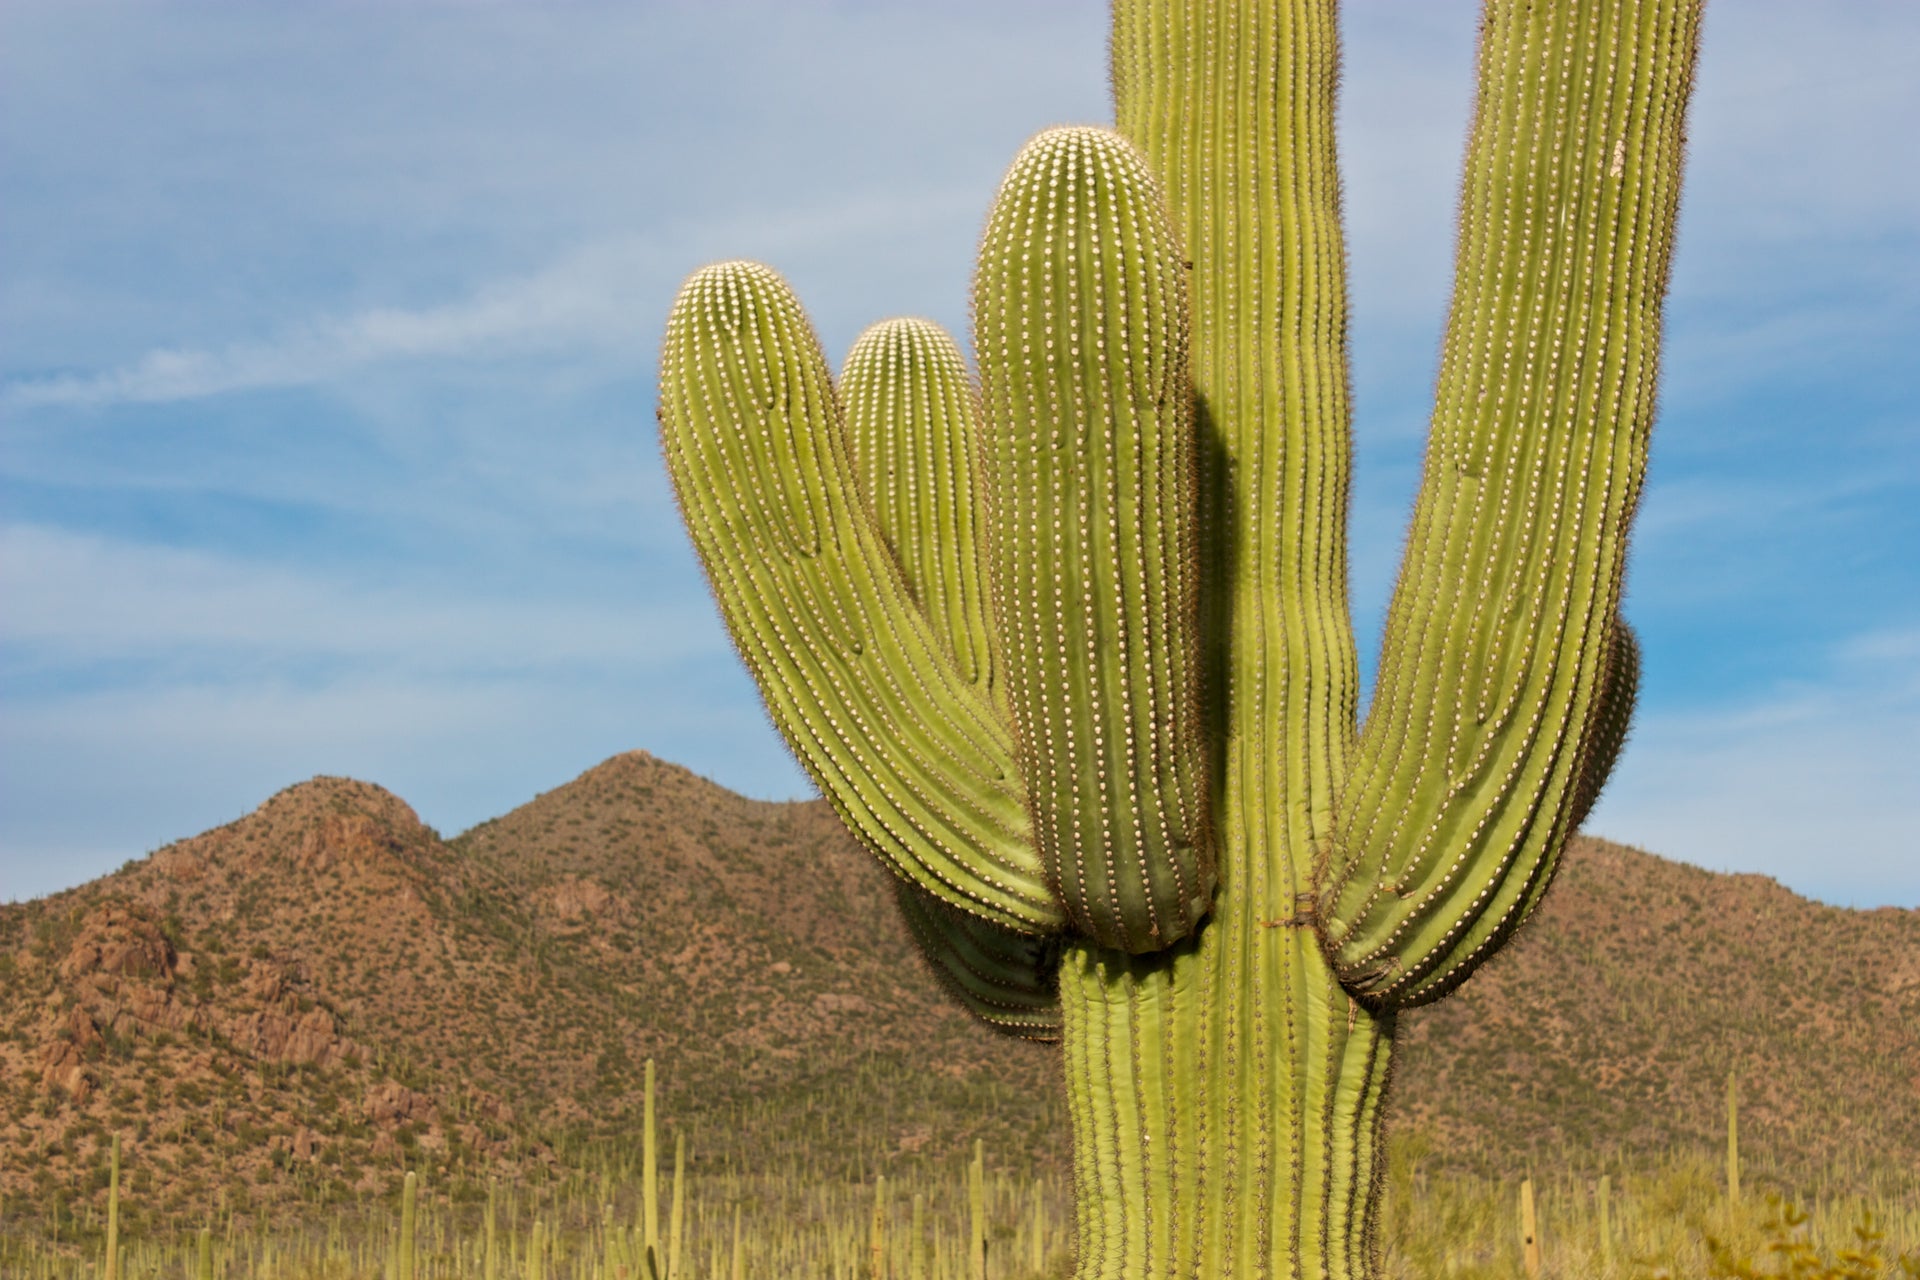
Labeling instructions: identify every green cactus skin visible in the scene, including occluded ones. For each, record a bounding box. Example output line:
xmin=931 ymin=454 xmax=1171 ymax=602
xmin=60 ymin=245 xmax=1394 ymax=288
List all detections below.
xmin=840 ymin=319 xmax=996 ymax=695
xmin=658 ymin=265 xmax=1058 ymax=934
xmin=839 ymin=316 xmax=1067 ymax=1038
xmin=655 ymin=0 xmax=1700 ymax=1275
xmin=889 ymin=876 xmax=1063 ymax=1041
xmin=975 ymin=127 xmax=1216 ymax=955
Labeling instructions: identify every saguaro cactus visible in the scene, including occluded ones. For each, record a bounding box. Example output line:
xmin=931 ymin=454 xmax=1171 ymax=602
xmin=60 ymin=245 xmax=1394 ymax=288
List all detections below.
xmin=656 ymin=1 xmax=1700 ymax=1276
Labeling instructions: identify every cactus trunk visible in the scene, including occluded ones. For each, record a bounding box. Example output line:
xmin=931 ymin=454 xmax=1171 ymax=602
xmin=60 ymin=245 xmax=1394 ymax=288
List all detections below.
xmin=1055 ymin=7 xmax=1382 ymax=1269
xmin=1061 ymin=936 xmax=1391 ymax=1277
xmin=654 ymin=0 xmax=1701 ymax=1276
xmin=1050 ymin=2 xmax=1695 ymax=1273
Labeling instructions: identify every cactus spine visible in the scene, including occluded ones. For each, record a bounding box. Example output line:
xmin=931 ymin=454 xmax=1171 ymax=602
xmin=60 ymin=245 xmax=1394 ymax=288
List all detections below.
xmin=656 ymin=0 xmax=1700 ymax=1276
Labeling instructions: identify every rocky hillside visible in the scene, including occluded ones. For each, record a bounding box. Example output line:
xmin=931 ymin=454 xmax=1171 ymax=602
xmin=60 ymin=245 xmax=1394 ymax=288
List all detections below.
xmin=0 ymin=753 xmax=1059 ymax=1234
xmin=1395 ymin=839 xmax=1920 ymax=1183
xmin=2 ymin=751 xmax=1915 ymax=1238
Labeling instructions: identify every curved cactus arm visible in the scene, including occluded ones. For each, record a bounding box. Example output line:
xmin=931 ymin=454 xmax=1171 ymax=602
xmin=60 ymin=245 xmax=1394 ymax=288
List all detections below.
xmin=1461 ymin=616 xmax=1644 ymax=994
xmin=892 ymin=880 xmax=1063 ymax=1041
xmin=973 ymin=127 xmax=1217 ymax=955
xmin=1318 ymin=0 xmax=1702 ymax=1008
xmin=658 ymin=262 xmax=1062 ymax=933
xmin=840 ymin=318 xmax=1000 ymax=695
xmin=1566 ymin=617 xmax=1640 ymax=838
xmin=840 ymin=317 xmax=1066 ymax=1031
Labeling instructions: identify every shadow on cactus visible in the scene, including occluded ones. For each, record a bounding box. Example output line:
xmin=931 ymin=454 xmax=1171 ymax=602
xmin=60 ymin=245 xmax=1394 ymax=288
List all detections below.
xmin=655 ymin=2 xmax=1702 ymax=1277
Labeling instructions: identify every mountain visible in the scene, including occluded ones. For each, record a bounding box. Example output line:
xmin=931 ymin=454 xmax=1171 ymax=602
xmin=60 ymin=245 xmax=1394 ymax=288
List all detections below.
xmin=1392 ymin=839 xmax=1920 ymax=1184
xmin=0 ymin=753 xmax=1061 ymax=1233
xmin=2 ymin=751 xmax=1915 ymax=1235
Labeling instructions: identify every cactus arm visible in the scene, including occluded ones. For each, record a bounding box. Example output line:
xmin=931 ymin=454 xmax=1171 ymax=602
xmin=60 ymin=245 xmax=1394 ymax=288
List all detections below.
xmin=973 ymin=127 xmax=1217 ymax=954
xmin=1466 ymin=616 xmax=1643 ymax=1007
xmin=1566 ymin=617 xmax=1640 ymax=838
xmin=1318 ymin=0 xmax=1702 ymax=1007
xmin=840 ymin=317 xmax=1065 ymax=1035
xmin=891 ymin=881 xmax=1063 ymax=1041
xmin=840 ymin=319 xmax=1000 ymax=695
xmin=658 ymin=262 xmax=1061 ymax=932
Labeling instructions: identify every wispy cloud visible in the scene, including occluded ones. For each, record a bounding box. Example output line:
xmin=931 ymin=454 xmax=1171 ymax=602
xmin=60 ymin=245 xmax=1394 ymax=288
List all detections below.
xmin=2 ymin=185 xmax=982 ymax=412
xmin=1634 ymin=466 xmax=1914 ymax=543
xmin=4 ymin=273 xmax=621 ymax=410
xmin=1588 ymin=625 xmax=1920 ymax=908
xmin=0 ymin=523 xmax=715 ymax=672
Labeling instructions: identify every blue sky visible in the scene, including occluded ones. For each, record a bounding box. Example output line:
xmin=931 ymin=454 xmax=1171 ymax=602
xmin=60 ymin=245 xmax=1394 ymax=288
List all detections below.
xmin=3 ymin=1 xmax=1914 ymax=909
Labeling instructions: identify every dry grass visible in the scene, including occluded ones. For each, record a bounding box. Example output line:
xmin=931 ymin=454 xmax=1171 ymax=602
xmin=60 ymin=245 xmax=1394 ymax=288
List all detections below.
xmin=6 ymin=1120 xmax=1916 ymax=1279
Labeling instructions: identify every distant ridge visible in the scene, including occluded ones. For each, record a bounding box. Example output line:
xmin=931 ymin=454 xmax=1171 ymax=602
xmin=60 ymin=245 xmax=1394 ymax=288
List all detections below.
xmin=3 ymin=750 xmax=1915 ymax=1234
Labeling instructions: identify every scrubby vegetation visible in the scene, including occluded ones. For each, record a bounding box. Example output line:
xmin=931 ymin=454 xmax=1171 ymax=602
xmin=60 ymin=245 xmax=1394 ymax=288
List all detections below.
xmin=3 ymin=755 xmax=1914 ymax=1274
xmin=6 ymin=1076 xmax=1916 ymax=1280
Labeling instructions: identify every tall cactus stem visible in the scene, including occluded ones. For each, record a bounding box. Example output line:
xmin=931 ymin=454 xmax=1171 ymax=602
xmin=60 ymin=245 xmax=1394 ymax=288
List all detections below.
xmin=969 ymin=1140 xmax=988 ymax=1280
xmin=104 ymin=1134 xmax=121 ymax=1280
xmin=398 ymin=1169 xmax=417 ymax=1280
xmin=668 ymin=1133 xmax=687 ymax=1280
xmin=870 ymin=1174 xmax=888 ymax=1280
xmin=1727 ymin=1069 xmax=1741 ymax=1206
xmin=643 ymin=1057 xmax=659 ymax=1269
xmin=1520 ymin=1177 xmax=1542 ymax=1279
